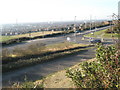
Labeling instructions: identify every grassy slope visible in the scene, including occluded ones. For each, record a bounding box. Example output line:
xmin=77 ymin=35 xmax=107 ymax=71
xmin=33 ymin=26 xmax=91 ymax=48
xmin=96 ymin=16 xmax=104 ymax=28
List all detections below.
xmin=2 ymin=42 xmax=90 ymax=72
xmin=84 ymin=29 xmax=120 ymax=38
xmin=2 ymin=42 xmax=87 ymax=58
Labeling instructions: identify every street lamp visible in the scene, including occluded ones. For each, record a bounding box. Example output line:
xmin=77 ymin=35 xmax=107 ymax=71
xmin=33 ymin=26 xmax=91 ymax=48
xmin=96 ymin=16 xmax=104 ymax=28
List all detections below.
xmin=74 ymin=16 xmax=77 ymax=42
xmin=84 ymin=21 xmax=86 ymax=30
xmin=90 ymin=15 xmax=92 ymax=32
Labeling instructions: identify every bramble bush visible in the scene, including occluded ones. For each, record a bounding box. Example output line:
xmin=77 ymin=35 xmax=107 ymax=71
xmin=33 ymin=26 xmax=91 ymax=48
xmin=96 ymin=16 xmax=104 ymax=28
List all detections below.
xmin=66 ymin=44 xmax=120 ymax=88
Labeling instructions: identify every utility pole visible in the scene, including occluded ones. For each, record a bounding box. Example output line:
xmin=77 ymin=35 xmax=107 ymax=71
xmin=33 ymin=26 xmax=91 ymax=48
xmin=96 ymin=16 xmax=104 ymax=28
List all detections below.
xmin=90 ymin=15 xmax=94 ymax=35
xmin=74 ymin=16 xmax=76 ymax=31
xmin=94 ymin=16 xmax=97 ymax=29
xmin=16 ymin=18 xmax=18 ymax=30
xmin=74 ymin=16 xmax=77 ymax=42
xmin=84 ymin=21 xmax=86 ymax=30
xmin=90 ymin=15 xmax=92 ymax=32
xmin=0 ymin=24 xmax=2 ymax=36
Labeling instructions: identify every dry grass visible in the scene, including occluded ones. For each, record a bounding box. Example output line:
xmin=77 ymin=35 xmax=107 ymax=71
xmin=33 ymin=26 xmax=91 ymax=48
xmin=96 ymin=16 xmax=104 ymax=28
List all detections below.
xmin=2 ymin=42 xmax=87 ymax=59
xmin=40 ymin=70 xmax=75 ymax=88
xmin=0 ymin=31 xmax=62 ymax=42
xmin=84 ymin=29 xmax=120 ymax=39
xmin=13 ymin=31 xmax=62 ymax=38
xmin=2 ymin=42 xmax=90 ymax=72
xmin=46 ymin=42 xmax=87 ymax=52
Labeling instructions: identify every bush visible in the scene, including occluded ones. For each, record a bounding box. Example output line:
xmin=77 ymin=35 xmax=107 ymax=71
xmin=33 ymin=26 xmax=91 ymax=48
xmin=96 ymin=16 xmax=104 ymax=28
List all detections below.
xmin=66 ymin=44 xmax=120 ymax=88
xmin=105 ymin=29 xmax=113 ymax=33
xmin=12 ymin=81 xmax=43 ymax=88
xmin=105 ymin=26 xmax=120 ymax=34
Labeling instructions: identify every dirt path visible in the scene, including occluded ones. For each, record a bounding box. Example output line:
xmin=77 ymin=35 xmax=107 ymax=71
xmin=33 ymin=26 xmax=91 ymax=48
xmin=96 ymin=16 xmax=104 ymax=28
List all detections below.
xmin=2 ymin=47 xmax=95 ymax=87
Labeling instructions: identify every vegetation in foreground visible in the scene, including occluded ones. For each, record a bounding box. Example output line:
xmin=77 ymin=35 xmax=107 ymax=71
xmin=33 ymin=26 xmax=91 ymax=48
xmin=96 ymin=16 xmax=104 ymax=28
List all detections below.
xmin=66 ymin=44 xmax=120 ymax=88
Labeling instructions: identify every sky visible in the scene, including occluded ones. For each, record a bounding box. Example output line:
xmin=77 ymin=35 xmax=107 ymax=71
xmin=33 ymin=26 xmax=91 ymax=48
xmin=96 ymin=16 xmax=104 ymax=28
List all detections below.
xmin=0 ymin=0 xmax=119 ymax=24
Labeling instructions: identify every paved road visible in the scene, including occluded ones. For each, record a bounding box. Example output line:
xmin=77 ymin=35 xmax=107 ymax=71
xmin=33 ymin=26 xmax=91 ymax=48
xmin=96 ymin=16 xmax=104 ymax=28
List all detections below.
xmin=2 ymin=47 xmax=95 ymax=87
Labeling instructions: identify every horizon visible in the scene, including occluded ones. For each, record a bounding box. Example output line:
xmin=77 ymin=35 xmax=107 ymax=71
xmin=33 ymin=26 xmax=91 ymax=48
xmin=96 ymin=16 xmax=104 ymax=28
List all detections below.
xmin=1 ymin=19 xmax=109 ymax=25
xmin=0 ymin=0 xmax=119 ymax=24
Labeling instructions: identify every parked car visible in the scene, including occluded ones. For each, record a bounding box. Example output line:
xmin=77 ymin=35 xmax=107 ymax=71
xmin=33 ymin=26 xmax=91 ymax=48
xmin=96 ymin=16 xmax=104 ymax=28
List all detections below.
xmin=90 ymin=39 xmax=102 ymax=44
xmin=75 ymin=30 xmax=81 ymax=33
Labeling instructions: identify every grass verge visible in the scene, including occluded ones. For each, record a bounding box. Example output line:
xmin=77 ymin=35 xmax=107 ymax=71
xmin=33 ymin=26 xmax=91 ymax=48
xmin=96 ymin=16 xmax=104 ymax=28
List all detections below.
xmin=0 ymin=36 xmax=16 ymax=42
xmin=0 ymin=31 xmax=63 ymax=42
xmin=84 ymin=29 xmax=120 ymax=38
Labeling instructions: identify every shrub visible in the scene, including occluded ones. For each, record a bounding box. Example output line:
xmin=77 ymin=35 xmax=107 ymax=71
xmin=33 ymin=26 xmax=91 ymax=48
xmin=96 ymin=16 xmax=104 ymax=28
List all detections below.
xmin=12 ymin=81 xmax=43 ymax=88
xmin=105 ymin=29 xmax=113 ymax=33
xmin=66 ymin=44 xmax=120 ymax=88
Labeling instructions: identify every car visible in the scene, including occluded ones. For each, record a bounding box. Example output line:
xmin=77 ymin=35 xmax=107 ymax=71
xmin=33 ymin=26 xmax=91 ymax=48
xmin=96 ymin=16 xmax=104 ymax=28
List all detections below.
xmin=90 ymin=39 xmax=102 ymax=44
xmin=75 ymin=30 xmax=81 ymax=33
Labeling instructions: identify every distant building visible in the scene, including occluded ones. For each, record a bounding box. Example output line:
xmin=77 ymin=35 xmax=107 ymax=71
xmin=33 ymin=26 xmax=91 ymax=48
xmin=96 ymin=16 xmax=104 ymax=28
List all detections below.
xmin=118 ymin=1 xmax=120 ymax=19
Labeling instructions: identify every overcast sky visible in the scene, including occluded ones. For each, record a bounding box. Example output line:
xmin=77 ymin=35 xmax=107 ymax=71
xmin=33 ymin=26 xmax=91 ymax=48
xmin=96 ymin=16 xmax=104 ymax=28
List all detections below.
xmin=0 ymin=0 xmax=119 ymax=24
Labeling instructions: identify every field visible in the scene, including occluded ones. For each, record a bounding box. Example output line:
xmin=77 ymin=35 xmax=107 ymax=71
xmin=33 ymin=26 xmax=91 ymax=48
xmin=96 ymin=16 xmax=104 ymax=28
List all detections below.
xmin=84 ymin=29 xmax=120 ymax=38
xmin=0 ymin=31 xmax=63 ymax=42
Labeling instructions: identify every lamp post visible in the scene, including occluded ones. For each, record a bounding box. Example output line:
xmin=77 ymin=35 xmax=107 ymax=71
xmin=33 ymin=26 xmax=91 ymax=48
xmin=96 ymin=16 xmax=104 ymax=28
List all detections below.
xmin=84 ymin=21 xmax=86 ymax=30
xmin=74 ymin=16 xmax=77 ymax=42
xmin=90 ymin=15 xmax=92 ymax=32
